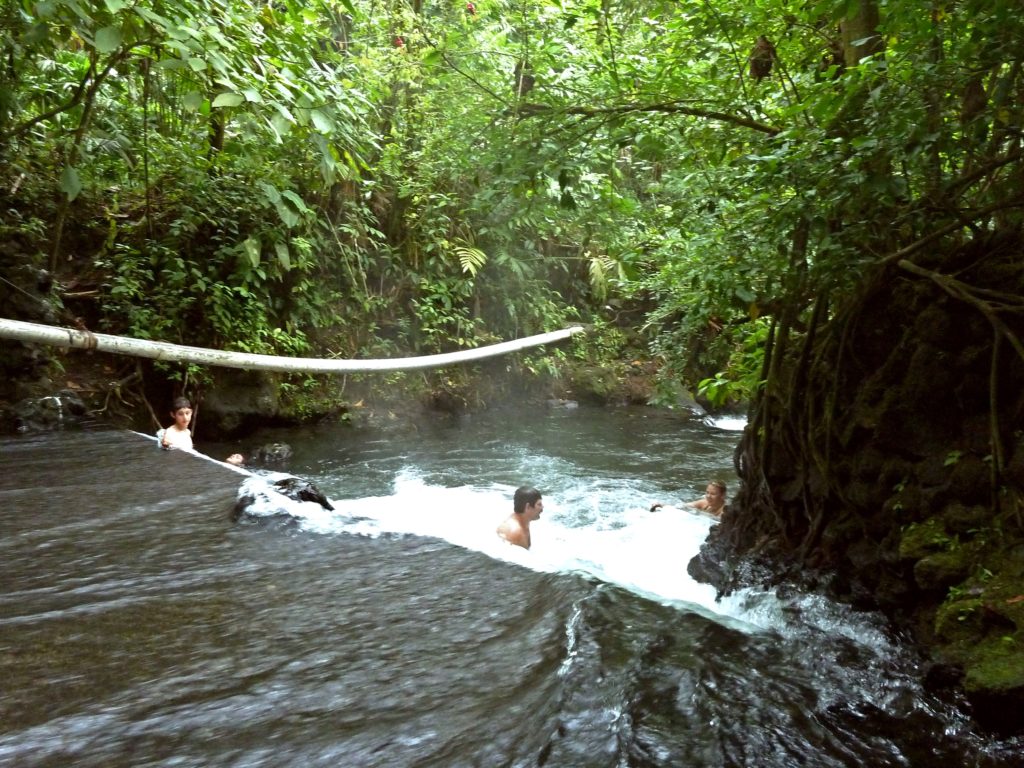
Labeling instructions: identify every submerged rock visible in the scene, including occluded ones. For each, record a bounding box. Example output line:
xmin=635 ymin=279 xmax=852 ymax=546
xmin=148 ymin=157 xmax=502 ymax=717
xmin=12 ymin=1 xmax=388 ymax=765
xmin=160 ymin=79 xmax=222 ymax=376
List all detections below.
xmin=270 ymin=475 xmax=334 ymax=510
xmin=251 ymin=442 xmax=294 ymax=466
xmin=232 ymin=472 xmax=335 ymax=526
xmin=3 ymin=391 xmax=88 ymax=433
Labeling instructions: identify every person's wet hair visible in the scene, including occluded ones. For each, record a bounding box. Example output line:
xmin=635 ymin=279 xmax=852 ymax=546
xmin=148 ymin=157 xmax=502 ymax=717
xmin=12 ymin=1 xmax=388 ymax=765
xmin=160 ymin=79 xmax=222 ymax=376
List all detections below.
xmin=514 ymin=486 xmax=542 ymax=514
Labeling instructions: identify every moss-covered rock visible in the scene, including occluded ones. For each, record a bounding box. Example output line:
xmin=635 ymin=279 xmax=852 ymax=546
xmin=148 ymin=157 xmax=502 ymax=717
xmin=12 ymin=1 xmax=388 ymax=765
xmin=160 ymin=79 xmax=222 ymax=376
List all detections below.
xmin=914 ymin=548 xmax=976 ymax=592
xmin=941 ymin=502 xmax=990 ymax=535
xmin=963 ymin=635 xmax=1024 ymax=694
xmin=935 ymin=597 xmax=988 ymax=644
xmin=711 ymin=232 xmax=1024 ymax=734
xmin=898 ymin=518 xmax=953 ymax=561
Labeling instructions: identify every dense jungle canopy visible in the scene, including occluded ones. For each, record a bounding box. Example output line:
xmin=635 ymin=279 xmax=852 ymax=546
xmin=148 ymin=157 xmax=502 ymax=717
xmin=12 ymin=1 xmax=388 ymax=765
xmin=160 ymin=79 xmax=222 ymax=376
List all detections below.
xmin=2 ymin=0 xmax=1023 ymax=734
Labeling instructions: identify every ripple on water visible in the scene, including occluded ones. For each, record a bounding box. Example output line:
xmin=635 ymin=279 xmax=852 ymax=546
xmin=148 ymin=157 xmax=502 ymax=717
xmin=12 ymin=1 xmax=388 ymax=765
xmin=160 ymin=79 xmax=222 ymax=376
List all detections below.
xmin=1 ymin=414 xmax=1020 ymax=766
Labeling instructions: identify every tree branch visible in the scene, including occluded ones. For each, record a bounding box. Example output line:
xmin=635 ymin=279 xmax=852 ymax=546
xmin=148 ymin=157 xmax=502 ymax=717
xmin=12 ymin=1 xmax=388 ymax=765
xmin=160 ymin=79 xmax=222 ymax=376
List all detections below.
xmin=415 ymin=25 xmax=508 ymax=107
xmin=1 ymin=63 xmax=95 ymax=144
xmin=946 ymin=149 xmax=1023 ymax=201
xmin=881 ymin=196 xmax=1024 ymax=266
xmin=515 ymin=101 xmax=781 ymax=135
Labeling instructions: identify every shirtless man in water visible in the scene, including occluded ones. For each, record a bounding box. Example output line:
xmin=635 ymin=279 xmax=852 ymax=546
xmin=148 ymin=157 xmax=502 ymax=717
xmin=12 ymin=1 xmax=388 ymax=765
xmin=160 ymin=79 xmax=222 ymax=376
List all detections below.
xmin=650 ymin=480 xmax=727 ymax=517
xmin=497 ymin=486 xmax=543 ymax=550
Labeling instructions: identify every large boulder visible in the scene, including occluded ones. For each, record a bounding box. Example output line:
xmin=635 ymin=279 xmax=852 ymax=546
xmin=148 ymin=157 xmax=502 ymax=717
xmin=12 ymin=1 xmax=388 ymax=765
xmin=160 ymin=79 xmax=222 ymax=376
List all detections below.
xmin=199 ymin=369 xmax=280 ymax=437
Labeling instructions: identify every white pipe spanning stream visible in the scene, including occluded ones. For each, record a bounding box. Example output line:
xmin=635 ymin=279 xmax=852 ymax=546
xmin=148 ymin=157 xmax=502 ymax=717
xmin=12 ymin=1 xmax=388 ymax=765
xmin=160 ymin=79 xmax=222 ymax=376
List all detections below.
xmin=0 ymin=318 xmax=585 ymax=374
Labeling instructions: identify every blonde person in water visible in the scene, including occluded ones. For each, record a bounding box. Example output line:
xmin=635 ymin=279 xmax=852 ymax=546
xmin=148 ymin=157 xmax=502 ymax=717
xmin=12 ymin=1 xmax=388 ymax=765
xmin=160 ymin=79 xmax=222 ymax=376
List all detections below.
xmin=158 ymin=397 xmax=194 ymax=451
xmin=650 ymin=480 xmax=727 ymax=517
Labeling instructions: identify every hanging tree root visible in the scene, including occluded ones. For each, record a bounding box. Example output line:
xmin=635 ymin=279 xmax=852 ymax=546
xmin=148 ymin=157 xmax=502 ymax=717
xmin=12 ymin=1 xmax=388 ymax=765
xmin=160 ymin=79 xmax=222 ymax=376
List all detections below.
xmin=897 ymin=258 xmax=1024 ymax=528
xmin=93 ymin=367 xmax=142 ymax=418
xmin=736 ymin=242 xmax=1024 ymax=560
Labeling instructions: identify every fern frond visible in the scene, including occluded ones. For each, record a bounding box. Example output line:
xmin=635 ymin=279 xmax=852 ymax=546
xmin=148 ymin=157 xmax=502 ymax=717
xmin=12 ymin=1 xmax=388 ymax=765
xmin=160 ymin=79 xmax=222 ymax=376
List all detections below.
xmin=589 ymin=255 xmax=618 ymax=300
xmin=456 ymin=246 xmax=487 ymax=276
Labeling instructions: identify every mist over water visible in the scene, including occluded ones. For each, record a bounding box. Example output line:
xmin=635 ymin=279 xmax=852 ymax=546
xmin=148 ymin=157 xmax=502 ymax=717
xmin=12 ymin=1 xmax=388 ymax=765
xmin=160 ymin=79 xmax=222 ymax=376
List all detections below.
xmin=2 ymin=406 xmax=1020 ymax=766
xmin=236 ymin=406 xmax=736 ymax=617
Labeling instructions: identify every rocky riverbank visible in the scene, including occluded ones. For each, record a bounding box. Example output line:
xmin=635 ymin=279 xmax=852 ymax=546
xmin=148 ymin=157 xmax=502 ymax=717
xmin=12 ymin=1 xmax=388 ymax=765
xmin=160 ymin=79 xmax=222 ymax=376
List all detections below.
xmin=690 ymin=232 xmax=1024 ymax=736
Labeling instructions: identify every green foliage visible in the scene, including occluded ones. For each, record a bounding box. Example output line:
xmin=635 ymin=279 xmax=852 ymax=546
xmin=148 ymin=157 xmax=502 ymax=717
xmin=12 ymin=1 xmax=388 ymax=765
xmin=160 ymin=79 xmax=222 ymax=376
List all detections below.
xmin=411 ymin=273 xmax=477 ymax=348
xmin=571 ymin=319 xmax=630 ymax=368
xmin=696 ymin=318 xmax=770 ymax=408
xmin=2 ymin=0 xmax=1022 ymax=397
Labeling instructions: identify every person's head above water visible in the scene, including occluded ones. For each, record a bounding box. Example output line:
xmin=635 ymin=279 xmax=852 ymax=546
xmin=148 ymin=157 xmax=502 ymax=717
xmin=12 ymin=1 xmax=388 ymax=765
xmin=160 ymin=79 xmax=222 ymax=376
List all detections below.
xmin=169 ymin=397 xmax=193 ymax=430
xmin=498 ymin=486 xmax=544 ymax=550
xmin=703 ymin=480 xmax=727 ymax=511
xmin=513 ymin=486 xmax=543 ymax=515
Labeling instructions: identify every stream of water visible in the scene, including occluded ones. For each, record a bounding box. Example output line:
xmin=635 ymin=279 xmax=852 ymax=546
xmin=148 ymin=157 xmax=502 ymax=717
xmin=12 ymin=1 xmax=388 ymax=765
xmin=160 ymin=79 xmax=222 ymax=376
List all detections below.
xmin=1 ymin=405 xmax=1019 ymax=766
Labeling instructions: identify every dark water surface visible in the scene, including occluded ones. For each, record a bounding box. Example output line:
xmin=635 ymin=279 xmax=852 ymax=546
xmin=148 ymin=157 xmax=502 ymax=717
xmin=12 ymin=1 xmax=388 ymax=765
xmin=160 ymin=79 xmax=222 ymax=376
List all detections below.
xmin=1 ymin=406 xmax=1019 ymax=767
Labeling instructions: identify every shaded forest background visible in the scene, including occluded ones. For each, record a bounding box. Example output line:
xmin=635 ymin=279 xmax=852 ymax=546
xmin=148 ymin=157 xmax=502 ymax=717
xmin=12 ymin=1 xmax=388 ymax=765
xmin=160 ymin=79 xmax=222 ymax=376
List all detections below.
xmin=1 ymin=0 xmax=1023 ymax=733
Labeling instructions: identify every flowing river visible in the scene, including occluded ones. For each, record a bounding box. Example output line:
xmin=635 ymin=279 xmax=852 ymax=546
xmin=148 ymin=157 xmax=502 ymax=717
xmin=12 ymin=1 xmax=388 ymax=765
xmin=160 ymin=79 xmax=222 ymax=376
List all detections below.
xmin=1 ymin=404 xmax=1019 ymax=766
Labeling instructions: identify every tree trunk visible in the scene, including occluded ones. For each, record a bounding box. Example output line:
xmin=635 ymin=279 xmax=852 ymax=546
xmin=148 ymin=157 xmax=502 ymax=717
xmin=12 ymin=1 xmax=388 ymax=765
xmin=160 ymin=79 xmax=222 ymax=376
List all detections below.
xmin=839 ymin=1 xmax=883 ymax=67
xmin=50 ymin=52 xmax=127 ymax=271
xmin=0 ymin=318 xmax=586 ymax=374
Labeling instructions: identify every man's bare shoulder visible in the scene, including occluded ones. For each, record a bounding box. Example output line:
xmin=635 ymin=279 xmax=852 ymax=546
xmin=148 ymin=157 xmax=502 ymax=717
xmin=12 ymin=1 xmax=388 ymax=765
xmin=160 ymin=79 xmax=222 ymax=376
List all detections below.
xmin=497 ymin=517 xmax=528 ymax=549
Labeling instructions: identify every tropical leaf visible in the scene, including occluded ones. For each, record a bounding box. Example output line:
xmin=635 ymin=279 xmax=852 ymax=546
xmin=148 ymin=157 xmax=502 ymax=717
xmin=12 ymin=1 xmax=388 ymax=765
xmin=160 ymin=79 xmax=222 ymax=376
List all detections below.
xmin=211 ymin=92 xmax=245 ymax=108
xmin=242 ymin=237 xmax=261 ymax=268
xmin=310 ymin=108 xmax=334 ymax=134
xmin=456 ymin=246 xmax=487 ymax=276
xmin=589 ymin=255 xmax=618 ymax=300
xmin=280 ymin=189 xmax=310 ymax=214
xmin=59 ymin=165 xmax=82 ymax=201
xmin=93 ymin=25 xmax=122 ymax=53
xmin=257 ymin=182 xmax=281 ymax=205
xmin=275 ymin=242 xmax=291 ymax=270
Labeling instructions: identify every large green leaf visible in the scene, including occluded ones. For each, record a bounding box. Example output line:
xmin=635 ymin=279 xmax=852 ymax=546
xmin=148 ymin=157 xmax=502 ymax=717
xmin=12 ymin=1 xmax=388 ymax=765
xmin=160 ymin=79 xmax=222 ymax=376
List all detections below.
xmin=258 ymin=182 xmax=281 ymax=205
xmin=274 ymin=201 xmax=299 ymax=228
xmin=182 ymin=90 xmax=204 ymax=110
xmin=59 ymin=166 xmax=81 ymax=201
xmin=310 ymin=109 xmax=333 ymax=134
xmin=93 ymin=25 xmax=122 ymax=53
xmin=280 ymin=189 xmax=309 ymax=214
xmin=275 ymin=242 xmax=291 ymax=270
xmin=211 ymin=92 xmax=245 ymax=108
xmin=242 ymin=237 xmax=261 ymax=269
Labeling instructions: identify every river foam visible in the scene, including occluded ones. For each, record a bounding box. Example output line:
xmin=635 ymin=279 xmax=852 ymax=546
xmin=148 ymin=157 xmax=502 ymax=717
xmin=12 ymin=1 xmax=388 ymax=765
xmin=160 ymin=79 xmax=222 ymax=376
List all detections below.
xmin=233 ymin=468 xmax=882 ymax=647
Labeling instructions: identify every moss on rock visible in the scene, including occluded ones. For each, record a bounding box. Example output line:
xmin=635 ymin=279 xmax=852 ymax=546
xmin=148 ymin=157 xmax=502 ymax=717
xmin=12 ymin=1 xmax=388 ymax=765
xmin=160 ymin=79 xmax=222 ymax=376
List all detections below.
xmin=898 ymin=518 xmax=953 ymax=561
xmin=962 ymin=635 xmax=1024 ymax=694
xmin=713 ymin=232 xmax=1024 ymax=733
xmin=914 ymin=547 xmax=977 ymax=592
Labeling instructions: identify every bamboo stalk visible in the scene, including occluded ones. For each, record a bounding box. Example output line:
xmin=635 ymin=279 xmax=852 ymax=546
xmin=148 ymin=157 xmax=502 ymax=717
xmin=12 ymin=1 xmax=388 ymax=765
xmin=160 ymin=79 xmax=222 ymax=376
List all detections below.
xmin=0 ymin=318 xmax=585 ymax=373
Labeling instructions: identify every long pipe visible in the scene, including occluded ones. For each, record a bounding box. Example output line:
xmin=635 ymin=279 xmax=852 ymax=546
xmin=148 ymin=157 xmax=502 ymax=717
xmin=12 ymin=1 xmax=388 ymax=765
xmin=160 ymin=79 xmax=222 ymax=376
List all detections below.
xmin=0 ymin=317 xmax=585 ymax=373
